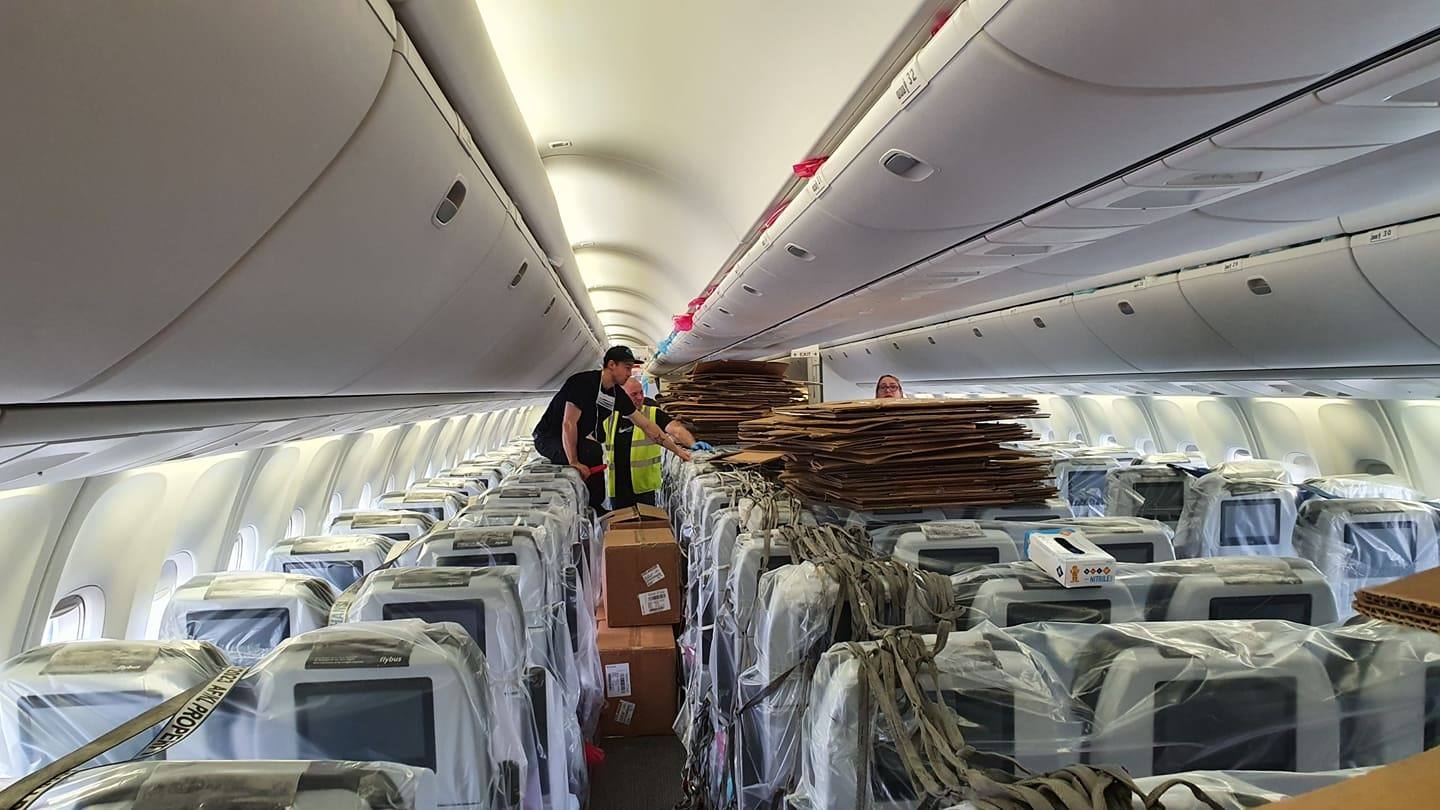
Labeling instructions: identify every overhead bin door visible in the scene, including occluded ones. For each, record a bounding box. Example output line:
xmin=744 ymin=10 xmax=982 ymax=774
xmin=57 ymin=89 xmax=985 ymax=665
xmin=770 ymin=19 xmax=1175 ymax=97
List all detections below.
xmin=1072 ymin=276 xmax=1257 ymax=373
xmin=0 ymin=3 xmax=393 ymax=403
xmin=1178 ymin=240 xmax=1440 ymax=369
xmin=1351 ymin=217 xmax=1440 ymax=347
xmin=997 ymin=298 xmax=1135 ymax=376
xmin=953 ymin=311 xmax=1053 ymax=379
xmin=67 ymin=42 xmax=512 ymax=401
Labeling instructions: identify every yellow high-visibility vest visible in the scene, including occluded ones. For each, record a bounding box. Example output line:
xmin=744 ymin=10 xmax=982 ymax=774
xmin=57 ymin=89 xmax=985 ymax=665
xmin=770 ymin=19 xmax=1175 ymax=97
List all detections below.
xmin=604 ymin=404 xmax=663 ymax=496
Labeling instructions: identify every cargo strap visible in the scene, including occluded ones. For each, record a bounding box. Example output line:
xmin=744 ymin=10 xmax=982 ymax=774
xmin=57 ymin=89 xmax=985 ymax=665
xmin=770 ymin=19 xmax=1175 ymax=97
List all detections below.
xmin=0 ymin=665 xmax=249 ymax=810
xmin=848 ymin=630 xmax=1225 ymax=810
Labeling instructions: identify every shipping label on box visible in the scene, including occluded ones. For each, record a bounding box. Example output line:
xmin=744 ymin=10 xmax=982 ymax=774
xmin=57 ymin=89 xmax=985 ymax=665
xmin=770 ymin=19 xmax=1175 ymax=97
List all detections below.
xmin=603 ymin=527 xmax=682 ymax=626
xmin=1026 ymin=528 xmax=1115 ymax=588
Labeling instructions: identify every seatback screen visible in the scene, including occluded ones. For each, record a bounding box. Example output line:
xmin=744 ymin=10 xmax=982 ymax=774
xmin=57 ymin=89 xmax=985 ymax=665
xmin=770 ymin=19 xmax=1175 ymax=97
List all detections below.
xmin=382 ymin=601 xmax=486 ymax=653
xmin=185 ymin=607 xmax=290 ymax=651
xmin=1133 ymin=481 xmax=1185 ymax=523
xmin=283 ymin=560 xmax=364 ymax=589
xmin=1219 ymin=500 xmax=1282 ymax=547
xmin=1099 ymin=541 xmax=1155 ymax=564
xmin=1006 ymin=599 xmax=1112 ymax=626
xmin=1066 ymin=470 xmax=1108 ymax=507
xmin=294 ymin=678 xmax=436 ymax=772
xmin=917 ymin=546 xmax=1000 ymax=573
xmin=1343 ymin=520 xmax=1417 ymax=578
xmin=17 ymin=691 xmax=160 ymax=766
xmin=439 ymin=553 xmax=519 ymax=569
xmin=871 ymin=689 xmax=1015 ymax=798
xmin=1153 ymin=676 xmax=1296 ymax=773
xmin=1208 ymin=594 xmax=1312 ymax=624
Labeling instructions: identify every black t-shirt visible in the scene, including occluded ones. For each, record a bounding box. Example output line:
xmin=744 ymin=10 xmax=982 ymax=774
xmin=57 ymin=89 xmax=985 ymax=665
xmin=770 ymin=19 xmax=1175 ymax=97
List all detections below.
xmin=612 ymin=398 xmax=673 ymax=498
xmin=533 ymin=369 xmax=636 ymax=445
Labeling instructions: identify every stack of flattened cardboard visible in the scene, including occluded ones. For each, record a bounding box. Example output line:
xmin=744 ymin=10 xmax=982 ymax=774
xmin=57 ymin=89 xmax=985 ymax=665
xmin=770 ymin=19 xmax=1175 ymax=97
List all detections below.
xmin=1354 ymin=567 xmax=1440 ymax=630
xmin=739 ymin=397 xmax=1055 ymax=509
xmin=656 ymin=360 xmax=809 ymax=445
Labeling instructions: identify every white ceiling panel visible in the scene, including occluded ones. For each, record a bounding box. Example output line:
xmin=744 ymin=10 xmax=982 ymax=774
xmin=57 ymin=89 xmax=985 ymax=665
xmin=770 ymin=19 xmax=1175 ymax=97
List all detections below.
xmin=476 ymin=0 xmax=932 ymax=346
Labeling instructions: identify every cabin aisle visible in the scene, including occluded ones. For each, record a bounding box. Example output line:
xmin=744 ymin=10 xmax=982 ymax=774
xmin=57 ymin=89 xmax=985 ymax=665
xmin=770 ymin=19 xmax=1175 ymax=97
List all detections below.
xmin=591 ymin=735 xmax=687 ymax=809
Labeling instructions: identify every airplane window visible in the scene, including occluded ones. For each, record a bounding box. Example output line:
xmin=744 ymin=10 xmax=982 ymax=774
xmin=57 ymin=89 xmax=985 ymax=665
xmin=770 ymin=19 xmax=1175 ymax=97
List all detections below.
xmin=286 ymin=508 xmax=307 ymax=539
xmin=327 ymin=492 xmax=344 ymax=523
xmin=1177 ymin=441 xmax=1201 ymax=455
xmin=42 ymin=595 xmax=86 ymax=644
xmin=1136 ymin=438 xmax=1157 ymax=455
xmin=1069 ymin=431 xmax=1086 ymax=442
xmin=144 ymin=558 xmax=180 ymax=639
xmin=1284 ymin=453 xmax=1320 ymax=481
xmin=1358 ymin=458 xmax=1395 ymax=476
xmin=1099 ymin=434 xmax=1118 ymax=446
xmin=1228 ymin=447 xmax=1254 ymax=461
xmin=359 ymin=483 xmax=373 ymax=510
xmin=227 ymin=526 xmax=259 ymax=572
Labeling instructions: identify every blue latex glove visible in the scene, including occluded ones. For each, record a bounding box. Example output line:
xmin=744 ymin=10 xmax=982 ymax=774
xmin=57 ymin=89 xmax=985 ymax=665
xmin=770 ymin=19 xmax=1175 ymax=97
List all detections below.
xmin=691 ymin=441 xmax=714 ymax=452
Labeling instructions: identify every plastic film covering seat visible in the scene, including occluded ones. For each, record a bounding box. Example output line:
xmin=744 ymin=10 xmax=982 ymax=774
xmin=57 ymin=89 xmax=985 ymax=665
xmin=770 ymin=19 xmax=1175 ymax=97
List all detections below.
xmin=176 ymin=621 xmax=521 ymax=810
xmin=326 ymin=511 xmax=436 ymax=545
xmin=159 ymin=572 xmax=336 ymax=665
xmin=22 ymin=760 xmax=439 ymax=810
xmin=264 ymin=535 xmax=397 ymax=592
xmin=787 ymin=620 xmax=1440 ymax=808
xmin=0 ymin=640 xmax=227 ymax=780
xmin=1303 ymin=475 xmax=1429 ymax=501
xmin=339 ymin=566 xmax=583 ymax=809
xmin=941 ymin=768 xmax=1371 ymax=809
xmin=1105 ymin=465 xmax=1192 ymax=526
xmin=888 ymin=522 xmax=1020 ymax=574
xmin=1174 ymin=462 xmax=1299 ymax=559
xmin=1054 ymin=455 xmax=1123 ymax=518
xmin=1295 ymin=499 xmax=1440 ymax=620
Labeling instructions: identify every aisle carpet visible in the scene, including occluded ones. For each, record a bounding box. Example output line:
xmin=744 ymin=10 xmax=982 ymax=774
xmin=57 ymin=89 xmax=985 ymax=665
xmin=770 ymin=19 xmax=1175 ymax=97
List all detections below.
xmin=591 ymin=735 xmax=686 ymax=809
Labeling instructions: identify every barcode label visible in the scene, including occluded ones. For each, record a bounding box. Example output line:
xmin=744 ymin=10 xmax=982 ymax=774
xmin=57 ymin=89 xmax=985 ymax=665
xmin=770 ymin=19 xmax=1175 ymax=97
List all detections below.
xmin=615 ymin=700 xmax=636 ymax=726
xmin=639 ymin=588 xmax=672 ymax=616
xmin=641 ymin=564 xmax=666 ymax=587
xmin=605 ymin=663 xmax=632 ymax=698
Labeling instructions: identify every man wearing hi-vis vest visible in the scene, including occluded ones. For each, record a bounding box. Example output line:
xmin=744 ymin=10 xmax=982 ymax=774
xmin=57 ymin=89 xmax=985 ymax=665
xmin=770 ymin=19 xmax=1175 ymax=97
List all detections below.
xmin=604 ymin=377 xmax=697 ymax=510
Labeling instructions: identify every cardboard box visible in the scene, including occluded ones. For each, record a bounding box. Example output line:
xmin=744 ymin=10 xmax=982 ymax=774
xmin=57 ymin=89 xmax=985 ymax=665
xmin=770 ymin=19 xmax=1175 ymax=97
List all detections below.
xmin=603 ymin=527 xmax=682 ymax=626
xmin=596 ymin=620 xmax=677 ymax=737
xmin=1270 ymin=747 xmax=1440 ymax=807
xmin=1026 ymin=528 xmax=1116 ymax=588
xmin=1355 ymin=566 xmax=1440 ymax=629
xmin=600 ymin=504 xmax=671 ymax=533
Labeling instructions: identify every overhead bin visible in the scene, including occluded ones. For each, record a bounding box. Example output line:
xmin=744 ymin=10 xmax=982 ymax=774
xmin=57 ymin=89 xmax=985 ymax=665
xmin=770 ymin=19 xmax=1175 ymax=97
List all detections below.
xmin=682 ymin=0 xmax=1438 ymax=365
xmin=1178 ymin=239 xmax=1440 ymax=368
xmin=389 ymin=0 xmax=606 ymax=340
xmin=0 ymin=3 xmax=393 ymax=403
xmin=1352 ymin=216 xmax=1440 ymax=346
xmin=998 ymin=298 xmax=1137 ymax=375
xmin=953 ymin=311 xmax=1053 ymax=378
xmin=68 ymin=35 xmax=533 ymax=401
xmin=1072 ymin=275 xmax=1258 ymax=373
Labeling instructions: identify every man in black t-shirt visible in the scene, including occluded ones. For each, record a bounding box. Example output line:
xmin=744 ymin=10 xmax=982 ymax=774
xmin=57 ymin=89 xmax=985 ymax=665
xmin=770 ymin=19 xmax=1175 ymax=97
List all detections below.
xmin=532 ymin=346 xmax=691 ymax=512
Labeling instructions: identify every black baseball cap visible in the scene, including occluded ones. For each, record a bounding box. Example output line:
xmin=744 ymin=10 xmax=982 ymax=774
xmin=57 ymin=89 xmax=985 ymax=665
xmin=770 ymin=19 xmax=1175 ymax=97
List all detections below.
xmin=603 ymin=345 xmax=643 ymax=365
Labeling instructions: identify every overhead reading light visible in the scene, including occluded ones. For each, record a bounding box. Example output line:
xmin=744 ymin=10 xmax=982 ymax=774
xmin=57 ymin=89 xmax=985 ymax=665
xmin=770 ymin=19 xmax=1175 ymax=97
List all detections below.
xmin=433 ymin=177 xmax=467 ymax=226
xmin=880 ymin=149 xmax=936 ymax=181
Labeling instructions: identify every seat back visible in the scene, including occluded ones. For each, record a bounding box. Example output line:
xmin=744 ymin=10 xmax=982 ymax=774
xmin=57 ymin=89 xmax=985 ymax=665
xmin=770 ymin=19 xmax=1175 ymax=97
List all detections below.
xmin=180 ymin=622 xmax=513 ymax=810
xmin=23 ymin=761 xmax=438 ymax=810
xmin=1175 ymin=467 xmax=1299 ymax=559
xmin=327 ymin=511 xmax=435 ymax=545
xmin=161 ymin=573 xmax=335 ymax=665
xmin=889 ymin=521 xmax=1021 ymax=573
xmin=264 ymin=536 xmax=394 ymax=591
xmin=1055 ymin=455 xmax=1122 ymax=518
xmin=1105 ymin=465 xmax=1191 ymax=525
xmin=1295 ymin=499 xmax=1440 ymax=619
xmin=0 ymin=640 xmax=226 ymax=778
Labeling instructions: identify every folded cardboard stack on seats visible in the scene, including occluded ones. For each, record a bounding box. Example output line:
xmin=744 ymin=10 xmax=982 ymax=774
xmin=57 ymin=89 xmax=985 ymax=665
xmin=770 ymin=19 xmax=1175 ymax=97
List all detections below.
xmin=738 ymin=397 xmax=1056 ymax=509
xmin=1354 ymin=566 xmax=1440 ymax=630
xmin=656 ymin=360 xmax=809 ymax=446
